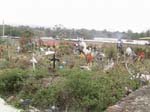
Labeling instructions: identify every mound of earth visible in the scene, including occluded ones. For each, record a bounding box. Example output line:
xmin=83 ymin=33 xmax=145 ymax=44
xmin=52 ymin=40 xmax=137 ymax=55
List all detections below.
xmin=106 ymin=85 xmax=150 ymax=112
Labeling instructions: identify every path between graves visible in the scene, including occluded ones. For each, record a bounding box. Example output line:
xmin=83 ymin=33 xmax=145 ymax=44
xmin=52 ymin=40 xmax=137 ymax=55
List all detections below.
xmin=106 ymin=85 xmax=150 ymax=112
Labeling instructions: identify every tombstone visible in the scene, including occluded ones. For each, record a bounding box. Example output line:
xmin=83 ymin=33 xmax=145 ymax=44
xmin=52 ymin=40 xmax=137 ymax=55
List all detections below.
xmin=40 ymin=47 xmax=45 ymax=52
xmin=45 ymin=50 xmax=55 ymax=55
xmin=16 ymin=46 xmax=21 ymax=53
xmin=30 ymin=53 xmax=37 ymax=71
xmin=125 ymin=47 xmax=132 ymax=56
xmin=104 ymin=59 xmax=115 ymax=72
xmin=80 ymin=65 xmax=91 ymax=71
xmin=20 ymin=99 xmax=32 ymax=109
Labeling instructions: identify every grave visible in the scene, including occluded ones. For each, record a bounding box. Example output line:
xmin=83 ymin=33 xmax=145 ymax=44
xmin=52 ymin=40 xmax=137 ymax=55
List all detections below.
xmin=48 ymin=53 xmax=60 ymax=72
xmin=30 ymin=53 xmax=38 ymax=71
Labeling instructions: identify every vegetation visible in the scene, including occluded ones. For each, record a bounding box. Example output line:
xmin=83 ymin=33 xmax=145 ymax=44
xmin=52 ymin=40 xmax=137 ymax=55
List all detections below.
xmin=0 ymin=67 xmax=142 ymax=111
xmin=0 ymin=34 xmax=149 ymax=111
xmin=0 ymin=69 xmax=28 ymax=95
xmin=19 ymin=30 xmax=34 ymax=52
xmin=1 ymin=25 xmax=150 ymax=39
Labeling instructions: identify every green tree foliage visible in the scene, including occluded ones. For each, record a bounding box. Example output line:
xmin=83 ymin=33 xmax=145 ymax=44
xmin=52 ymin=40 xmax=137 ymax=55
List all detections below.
xmin=1 ymin=24 xmax=150 ymax=40
xmin=0 ymin=38 xmax=6 ymax=44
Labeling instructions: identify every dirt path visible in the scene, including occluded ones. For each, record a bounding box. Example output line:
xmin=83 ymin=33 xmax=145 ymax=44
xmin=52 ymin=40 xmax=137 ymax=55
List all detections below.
xmin=107 ymin=85 xmax=150 ymax=112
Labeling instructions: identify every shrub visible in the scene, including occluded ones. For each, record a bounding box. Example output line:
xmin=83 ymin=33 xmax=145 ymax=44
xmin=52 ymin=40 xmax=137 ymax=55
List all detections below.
xmin=29 ymin=69 xmax=139 ymax=111
xmin=56 ymin=69 xmax=141 ymax=112
xmin=104 ymin=46 xmax=117 ymax=60
xmin=18 ymin=77 xmax=41 ymax=99
xmin=0 ymin=68 xmax=28 ymax=95
xmin=32 ymin=84 xmax=64 ymax=109
xmin=32 ymin=68 xmax=50 ymax=79
xmin=0 ymin=59 xmax=9 ymax=69
xmin=145 ymin=47 xmax=150 ymax=58
xmin=0 ymin=68 xmax=141 ymax=112
xmin=58 ymin=42 xmax=73 ymax=56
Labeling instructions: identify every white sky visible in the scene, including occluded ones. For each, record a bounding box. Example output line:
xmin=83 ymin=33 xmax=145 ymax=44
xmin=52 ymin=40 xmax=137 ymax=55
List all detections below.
xmin=0 ymin=0 xmax=150 ymax=32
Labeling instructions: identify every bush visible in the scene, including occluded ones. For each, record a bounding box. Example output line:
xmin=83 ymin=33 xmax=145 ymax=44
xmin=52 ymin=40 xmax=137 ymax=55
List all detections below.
xmin=58 ymin=42 xmax=73 ymax=56
xmin=104 ymin=46 xmax=117 ymax=60
xmin=15 ymin=68 xmax=51 ymax=100
xmin=31 ymin=69 xmax=140 ymax=112
xmin=32 ymin=68 xmax=50 ymax=79
xmin=0 ymin=68 xmax=28 ymax=95
xmin=0 ymin=68 xmax=141 ymax=112
xmin=134 ymin=46 xmax=150 ymax=58
xmin=32 ymin=84 xmax=64 ymax=109
xmin=63 ymin=70 xmax=124 ymax=111
xmin=0 ymin=59 xmax=9 ymax=69
xmin=145 ymin=47 xmax=150 ymax=58
xmin=18 ymin=77 xmax=41 ymax=99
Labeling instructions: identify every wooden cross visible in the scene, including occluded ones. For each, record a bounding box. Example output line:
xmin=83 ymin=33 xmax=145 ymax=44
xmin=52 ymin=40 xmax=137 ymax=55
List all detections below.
xmin=49 ymin=53 xmax=59 ymax=69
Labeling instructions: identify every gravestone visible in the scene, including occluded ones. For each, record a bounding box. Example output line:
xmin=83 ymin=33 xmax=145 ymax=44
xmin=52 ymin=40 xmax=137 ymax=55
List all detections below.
xmin=30 ymin=53 xmax=37 ymax=71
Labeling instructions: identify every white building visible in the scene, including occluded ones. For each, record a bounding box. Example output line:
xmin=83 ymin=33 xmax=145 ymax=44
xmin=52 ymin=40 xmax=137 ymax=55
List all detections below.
xmin=93 ymin=37 xmax=149 ymax=45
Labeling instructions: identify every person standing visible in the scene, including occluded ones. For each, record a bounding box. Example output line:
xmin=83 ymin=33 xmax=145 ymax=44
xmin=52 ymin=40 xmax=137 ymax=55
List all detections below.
xmin=117 ymin=38 xmax=124 ymax=55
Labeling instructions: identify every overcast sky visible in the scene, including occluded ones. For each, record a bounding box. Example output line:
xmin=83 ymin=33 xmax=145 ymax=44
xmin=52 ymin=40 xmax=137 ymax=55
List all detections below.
xmin=0 ymin=0 xmax=150 ymax=32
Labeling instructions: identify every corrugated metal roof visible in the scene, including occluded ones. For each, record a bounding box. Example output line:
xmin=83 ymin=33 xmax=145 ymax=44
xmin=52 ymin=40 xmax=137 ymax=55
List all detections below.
xmin=41 ymin=40 xmax=59 ymax=46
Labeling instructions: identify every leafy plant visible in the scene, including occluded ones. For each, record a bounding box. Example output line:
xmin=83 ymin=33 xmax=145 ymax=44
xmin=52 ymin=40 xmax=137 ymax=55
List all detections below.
xmin=0 ymin=69 xmax=28 ymax=95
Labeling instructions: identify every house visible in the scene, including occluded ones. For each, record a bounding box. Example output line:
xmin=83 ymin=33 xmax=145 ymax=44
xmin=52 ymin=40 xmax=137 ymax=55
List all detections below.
xmin=40 ymin=39 xmax=59 ymax=47
xmin=36 ymin=37 xmax=59 ymax=47
xmin=139 ymin=37 xmax=150 ymax=45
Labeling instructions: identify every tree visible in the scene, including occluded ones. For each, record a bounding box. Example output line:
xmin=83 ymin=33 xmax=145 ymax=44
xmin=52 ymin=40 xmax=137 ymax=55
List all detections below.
xmin=19 ymin=30 xmax=34 ymax=52
xmin=145 ymin=30 xmax=150 ymax=37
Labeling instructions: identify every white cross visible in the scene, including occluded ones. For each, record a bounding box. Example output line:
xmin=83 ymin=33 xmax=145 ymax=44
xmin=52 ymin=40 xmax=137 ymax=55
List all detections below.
xmin=30 ymin=53 xmax=37 ymax=71
xmin=45 ymin=50 xmax=55 ymax=55
xmin=40 ymin=47 xmax=44 ymax=52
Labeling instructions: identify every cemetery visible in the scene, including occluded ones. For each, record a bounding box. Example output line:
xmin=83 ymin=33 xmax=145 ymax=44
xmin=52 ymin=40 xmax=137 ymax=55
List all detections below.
xmin=0 ymin=31 xmax=150 ymax=112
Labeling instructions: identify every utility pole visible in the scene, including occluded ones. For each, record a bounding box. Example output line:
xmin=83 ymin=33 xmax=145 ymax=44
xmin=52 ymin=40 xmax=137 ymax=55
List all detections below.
xmin=2 ymin=20 xmax=5 ymax=38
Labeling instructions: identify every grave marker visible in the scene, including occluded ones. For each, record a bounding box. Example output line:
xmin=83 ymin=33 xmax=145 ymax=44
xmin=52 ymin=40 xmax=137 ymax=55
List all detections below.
xmin=49 ymin=53 xmax=59 ymax=69
xmin=30 ymin=53 xmax=37 ymax=71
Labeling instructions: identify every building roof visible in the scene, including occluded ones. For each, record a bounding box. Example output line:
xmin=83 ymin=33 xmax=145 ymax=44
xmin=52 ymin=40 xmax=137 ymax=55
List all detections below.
xmin=41 ymin=40 xmax=59 ymax=46
xmin=40 ymin=37 xmax=54 ymax=40
xmin=139 ymin=37 xmax=150 ymax=40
